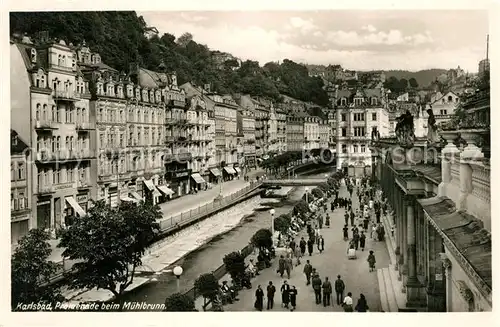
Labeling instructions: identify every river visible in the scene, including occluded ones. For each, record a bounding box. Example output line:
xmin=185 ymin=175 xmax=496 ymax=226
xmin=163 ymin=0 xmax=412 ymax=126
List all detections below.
xmin=121 ymin=170 xmax=332 ymax=308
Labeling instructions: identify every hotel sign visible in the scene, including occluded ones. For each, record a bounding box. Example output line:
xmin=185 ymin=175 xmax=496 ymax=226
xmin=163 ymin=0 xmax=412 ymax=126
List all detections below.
xmin=54 ymin=182 xmax=75 ymax=191
xmin=77 ymin=195 xmax=88 ymax=203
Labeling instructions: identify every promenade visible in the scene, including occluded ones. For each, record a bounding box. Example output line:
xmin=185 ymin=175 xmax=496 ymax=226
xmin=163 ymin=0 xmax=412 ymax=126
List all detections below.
xmin=223 ymin=182 xmax=390 ymax=312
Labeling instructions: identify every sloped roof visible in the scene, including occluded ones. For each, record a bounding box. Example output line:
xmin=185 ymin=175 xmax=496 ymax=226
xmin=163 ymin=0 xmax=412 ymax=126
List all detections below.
xmin=137 ymin=68 xmax=169 ymax=89
xmin=364 ymin=88 xmax=382 ymax=98
xmin=11 ymin=130 xmax=29 ymax=155
xmin=418 ymin=197 xmax=492 ymax=291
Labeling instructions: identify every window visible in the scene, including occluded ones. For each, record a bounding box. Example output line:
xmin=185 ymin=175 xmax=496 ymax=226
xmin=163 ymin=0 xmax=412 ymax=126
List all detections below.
xmin=354 ymin=113 xmax=365 ymax=121
xmin=341 ymin=113 xmax=346 ymax=122
xmin=372 ymin=113 xmax=377 ymax=121
xmin=100 ymin=133 xmax=104 ymax=147
xmin=31 ymin=48 xmax=37 ymax=62
xmin=342 ymin=144 xmax=347 ymax=153
xmin=36 ymin=104 xmax=41 ymax=120
xmin=68 ymin=167 xmax=73 ymax=182
xmin=52 ymin=106 xmax=57 ymax=121
xmin=17 ymin=162 xmax=25 ymax=180
xmin=56 ymin=136 xmax=61 ymax=150
xmin=340 ymin=98 xmax=347 ymax=106
xmin=361 ymin=144 xmax=366 ymax=152
xmin=440 ymin=110 xmax=448 ymax=115
xmin=353 ymin=145 xmax=358 ymax=153
xmin=371 ymin=98 xmax=377 ymax=105
xmin=56 ymin=107 xmax=61 ymax=122
xmin=448 ymin=95 xmax=453 ymax=102
xmin=11 ymin=163 xmax=15 ymax=180
xmin=341 ymin=128 xmax=347 ymax=137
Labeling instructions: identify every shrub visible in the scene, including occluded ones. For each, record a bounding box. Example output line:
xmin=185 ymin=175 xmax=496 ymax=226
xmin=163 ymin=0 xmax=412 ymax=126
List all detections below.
xmin=251 ymin=228 xmax=273 ymax=250
xmin=194 ymin=273 xmax=219 ymax=301
xmin=223 ymin=251 xmax=246 ymax=282
xmin=294 ymin=200 xmax=310 ymax=216
xmin=274 ymin=214 xmax=292 ymax=233
xmin=164 ymin=293 xmax=196 ymax=311
xmin=311 ymin=188 xmax=324 ymax=198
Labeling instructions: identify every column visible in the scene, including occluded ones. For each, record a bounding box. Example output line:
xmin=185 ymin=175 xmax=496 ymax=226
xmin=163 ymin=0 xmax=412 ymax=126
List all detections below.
xmin=427 ymin=226 xmax=446 ymax=311
xmin=406 ymin=196 xmax=426 ymax=307
xmin=458 ymin=160 xmax=473 ymax=211
xmin=438 ymin=131 xmax=460 ymax=197
xmin=441 ymin=253 xmax=452 ymax=312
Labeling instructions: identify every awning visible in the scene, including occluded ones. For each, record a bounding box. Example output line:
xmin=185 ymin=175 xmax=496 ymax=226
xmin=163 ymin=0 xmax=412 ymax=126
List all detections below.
xmin=131 ymin=191 xmax=143 ymax=201
xmin=153 ymin=189 xmax=161 ymax=197
xmin=143 ymin=180 xmax=155 ymax=192
xmin=65 ymin=197 xmax=86 ymax=217
xmin=157 ymin=185 xmax=174 ymax=196
xmin=120 ymin=195 xmax=138 ymax=203
xmin=210 ymin=168 xmax=221 ymax=177
xmin=224 ymin=167 xmax=237 ymax=175
xmin=191 ymin=173 xmax=206 ymax=184
xmin=234 ymin=167 xmax=242 ymax=174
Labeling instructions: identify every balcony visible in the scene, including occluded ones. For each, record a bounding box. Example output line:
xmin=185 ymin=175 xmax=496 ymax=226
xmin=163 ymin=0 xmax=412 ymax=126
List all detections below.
xmin=175 ymin=152 xmax=192 ymax=161
xmin=193 ymin=152 xmax=204 ymax=159
xmin=53 ymin=90 xmax=80 ymax=102
xmin=98 ymin=173 xmax=115 ymax=183
xmin=77 ymin=180 xmax=91 ymax=189
xmin=351 ymin=135 xmax=368 ymax=140
xmin=11 ymin=179 xmax=27 ymax=189
xmin=166 ymin=136 xmax=176 ymax=143
xmin=185 ymin=120 xmax=196 ymax=127
xmin=76 ymin=122 xmax=93 ymax=131
xmin=37 ymin=184 xmax=55 ymax=194
xmin=34 ymin=120 xmax=57 ymax=130
xmin=169 ymin=99 xmax=186 ymax=108
xmin=198 ymin=120 xmax=211 ymax=126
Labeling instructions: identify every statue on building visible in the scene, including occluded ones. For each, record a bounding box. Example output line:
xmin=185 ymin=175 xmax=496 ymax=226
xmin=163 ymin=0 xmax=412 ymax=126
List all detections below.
xmin=426 ymin=107 xmax=440 ymax=145
xmin=395 ymin=110 xmax=415 ymax=148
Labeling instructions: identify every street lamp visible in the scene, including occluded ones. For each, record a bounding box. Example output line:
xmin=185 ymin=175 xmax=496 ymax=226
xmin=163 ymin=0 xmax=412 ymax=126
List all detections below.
xmin=270 ymin=209 xmax=275 ymax=242
xmin=173 ymin=265 xmax=183 ymax=293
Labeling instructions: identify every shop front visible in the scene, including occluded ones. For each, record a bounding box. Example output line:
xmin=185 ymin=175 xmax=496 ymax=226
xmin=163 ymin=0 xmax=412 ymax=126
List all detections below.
xmin=11 ymin=212 xmax=30 ymax=245
xmin=167 ymin=169 xmax=192 ymax=197
xmin=143 ymin=179 xmax=161 ymax=205
xmin=209 ymin=167 xmax=222 ymax=184
xmin=128 ymin=183 xmax=144 ymax=202
xmin=233 ymin=165 xmax=242 ymax=179
xmin=156 ymin=184 xmax=175 ymax=202
xmin=191 ymin=172 xmax=207 ymax=191
xmin=76 ymin=193 xmax=90 ymax=213
xmin=64 ymin=196 xmax=87 ymax=226
xmin=223 ymin=166 xmax=237 ymax=181
xmin=36 ymin=197 xmax=51 ymax=230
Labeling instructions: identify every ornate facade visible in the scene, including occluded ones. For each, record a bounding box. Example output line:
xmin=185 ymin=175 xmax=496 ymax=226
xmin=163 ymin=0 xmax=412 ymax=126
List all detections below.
xmin=372 ymin=88 xmax=491 ymax=312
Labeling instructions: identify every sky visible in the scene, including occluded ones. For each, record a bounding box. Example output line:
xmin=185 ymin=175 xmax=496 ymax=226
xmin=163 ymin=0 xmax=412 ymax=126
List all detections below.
xmin=139 ymin=10 xmax=489 ymax=72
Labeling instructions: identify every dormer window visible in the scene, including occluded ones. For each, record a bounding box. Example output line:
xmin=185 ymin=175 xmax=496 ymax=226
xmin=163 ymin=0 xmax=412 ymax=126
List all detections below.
xmin=58 ymin=55 xmax=62 ymax=66
xmin=341 ymin=98 xmax=347 ymax=106
xmin=127 ymin=85 xmax=133 ymax=98
xmin=97 ymin=82 xmax=104 ymax=95
xmin=149 ymin=90 xmax=155 ymax=103
xmin=142 ymin=90 xmax=148 ymax=102
xmin=135 ymin=89 xmax=141 ymax=99
xmin=107 ymin=84 xmax=114 ymax=97
xmin=61 ymin=56 xmax=66 ymax=66
xmin=30 ymin=48 xmax=37 ymax=63
xmin=371 ymin=97 xmax=377 ymax=105
xmin=354 ymin=98 xmax=363 ymax=106
xmin=117 ymin=86 xmax=123 ymax=98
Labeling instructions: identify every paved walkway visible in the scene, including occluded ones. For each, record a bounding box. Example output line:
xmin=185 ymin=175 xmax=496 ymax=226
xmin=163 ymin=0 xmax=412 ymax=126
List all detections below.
xmin=224 ymin=182 xmax=390 ymax=312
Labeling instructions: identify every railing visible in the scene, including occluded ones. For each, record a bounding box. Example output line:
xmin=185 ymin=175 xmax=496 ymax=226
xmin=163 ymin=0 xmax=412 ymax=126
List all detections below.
xmin=34 ymin=120 xmax=57 ymax=129
xmin=54 ymin=90 xmax=80 ymax=101
xmin=158 ymin=181 xmax=262 ymax=232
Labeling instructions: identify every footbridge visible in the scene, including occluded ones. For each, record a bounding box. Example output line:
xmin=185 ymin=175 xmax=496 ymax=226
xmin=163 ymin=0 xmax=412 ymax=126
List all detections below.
xmin=261 ymin=178 xmax=327 ymax=187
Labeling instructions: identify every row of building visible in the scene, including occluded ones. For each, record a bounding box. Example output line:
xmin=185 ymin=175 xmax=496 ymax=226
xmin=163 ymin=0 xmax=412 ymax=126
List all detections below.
xmin=11 ymin=34 xmax=392 ymax=244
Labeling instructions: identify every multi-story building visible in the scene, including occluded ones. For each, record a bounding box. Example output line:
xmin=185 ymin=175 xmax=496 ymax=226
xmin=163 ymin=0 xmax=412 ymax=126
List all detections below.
xmin=11 ymin=130 xmax=33 ymax=245
xmin=319 ymin=119 xmax=330 ymax=149
xmin=234 ymin=95 xmax=269 ymax=159
xmin=286 ymin=114 xmax=305 ymax=153
xmin=240 ymin=106 xmax=256 ymax=168
xmin=11 ymin=35 xmax=95 ymax=234
xmin=268 ymin=106 xmax=278 ymax=154
xmin=303 ymin=116 xmax=320 ymax=151
xmin=180 ymin=83 xmax=220 ymax=184
xmin=327 ymin=110 xmax=337 ymax=153
xmin=276 ymin=107 xmax=287 ymax=154
xmin=235 ymin=106 xmax=245 ymax=167
xmin=333 ymin=88 xmax=389 ymax=176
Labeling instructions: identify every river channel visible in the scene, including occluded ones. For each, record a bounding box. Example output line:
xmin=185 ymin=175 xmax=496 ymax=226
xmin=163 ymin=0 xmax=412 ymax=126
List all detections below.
xmin=121 ymin=170 xmax=332 ymax=308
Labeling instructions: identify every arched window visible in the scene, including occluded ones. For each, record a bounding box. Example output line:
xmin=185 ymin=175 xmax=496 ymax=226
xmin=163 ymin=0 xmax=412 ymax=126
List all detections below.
xmin=36 ymin=103 xmax=41 ymax=120
xmin=448 ymin=95 xmax=453 ymax=102
xmin=51 ymin=106 xmax=56 ymax=121
xmin=52 ymin=136 xmax=56 ymax=152
xmin=76 ymin=107 xmax=81 ymax=123
xmin=56 ymin=136 xmax=61 ymax=150
xmin=42 ymin=104 xmax=48 ymax=120
xmin=30 ymin=48 xmax=37 ymax=63
xmin=58 ymin=54 xmax=62 ymax=66
xmin=82 ymin=108 xmax=86 ymax=122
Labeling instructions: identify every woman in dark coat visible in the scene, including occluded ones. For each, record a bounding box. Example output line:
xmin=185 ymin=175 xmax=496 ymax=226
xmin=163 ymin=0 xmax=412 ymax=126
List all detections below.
xmin=289 ymin=285 xmax=298 ymax=311
xmin=331 ymin=201 xmax=335 ymax=212
xmin=281 ymin=281 xmax=291 ymax=308
xmin=367 ymin=250 xmax=376 ymax=272
xmin=343 ymin=224 xmax=349 ymax=241
xmin=325 ymin=213 xmax=330 ymax=228
xmin=359 ymin=231 xmax=366 ymax=251
xmin=254 ymin=285 xmax=264 ymax=311
xmin=355 ymin=294 xmax=369 ymax=312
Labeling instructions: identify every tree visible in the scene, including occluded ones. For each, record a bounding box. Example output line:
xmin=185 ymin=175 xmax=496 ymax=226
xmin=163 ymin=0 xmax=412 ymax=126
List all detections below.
xmin=399 ymin=78 xmax=409 ymax=91
xmin=194 ymin=273 xmax=219 ymax=302
xmin=273 ymin=214 xmax=292 ymax=233
xmin=58 ymin=200 xmax=160 ymax=304
xmin=11 ymin=229 xmax=64 ymax=310
xmin=293 ymin=199 xmax=310 ymax=216
xmin=223 ymin=251 xmax=246 ymax=284
xmin=176 ymin=32 xmax=193 ymax=47
xmin=164 ymin=293 xmax=196 ymax=311
xmin=250 ymin=228 xmax=273 ymax=250
xmin=408 ymin=77 xmax=419 ymax=89
xmin=311 ymin=188 xmax=324 ymax=198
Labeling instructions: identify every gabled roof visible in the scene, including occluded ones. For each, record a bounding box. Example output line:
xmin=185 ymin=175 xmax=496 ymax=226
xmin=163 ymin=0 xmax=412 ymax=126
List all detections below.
xmin=11 ymin=130 xmax=29 ymax=155
xmin=137 ymin=68 xmax=169 ymax=89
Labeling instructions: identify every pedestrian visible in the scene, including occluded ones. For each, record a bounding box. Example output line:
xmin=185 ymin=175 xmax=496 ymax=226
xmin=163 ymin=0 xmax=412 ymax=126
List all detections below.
xmin=355 ymin=294 xmax=369 ymax=312
xmin=299 ymin=237 xmax=306 ymax=255
xmin=334 ymin=275 xmax=345 ymax=305
xmin=350 ymin=211 xmax=355 ymax=226
xmin=312 ymin=273 xmax=322 ymax=305
xmin=289 ymin=286 xmax=298 ymax=311
xmin=278 ymin=255 xmax=285 ymax=277
xmin=307 ymin=237 xmax=314 ymax=256
xmin=322 ymin=277 xmax=333 ymax=307
xmin=266 ymin=281 xmax=276 ymax=310
xmin=353 ymin=232 xmax=360 ymax=250
xmin=317 ymin=235 xmax=325 ymax=253
xmin=343 ymin=224 xmax=349 ymax=241
xmin=281 ymin=280 xmax=291 ymax=308
xmin=325 ymin=213 xmax=330 ymax=228
xmin=294 ymin=245 xmax=302 ymax=266
xmin=342 ymin=292 xmax=354 ymax=312
xmin=285 ymin=254 xmax=293 ymax=279
xmin=303 ymin=260 xmax=313 ymax=285
xmin=359 ymin=231 xmax=366 ymax=251
xmin=289 ymin=239 xmax=296 ymax=253
xmin=330 ymin=201 xmax=335 ymax=212
xmin=318 ymin=215 xmax=323 ymax=229
xmin=372 ymin=224 xmax=378 ymax=240
xmin=367 ymin=250 xmax=376 ymax=272
xmin=344 ymin=212 xmax=349 ymax=226
xmin=254 ymin=285 xmax=264 ymax=311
